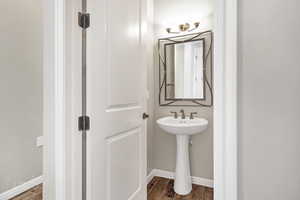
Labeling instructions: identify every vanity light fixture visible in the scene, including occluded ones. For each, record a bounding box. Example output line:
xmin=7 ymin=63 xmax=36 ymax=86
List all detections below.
xmin=179 ymin=23 xmax=190 ymax=32
xmin=166 ymin=22 xmax=200 ymax=34
xmin=166 ymin=28 xmax=180 ymax=34
xmin=188 ymin=22 xmax=200 ymax=32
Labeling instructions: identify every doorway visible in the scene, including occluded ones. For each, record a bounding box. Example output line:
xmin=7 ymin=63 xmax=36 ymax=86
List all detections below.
xmin=43 ymin=0 xmax=238 ymax=199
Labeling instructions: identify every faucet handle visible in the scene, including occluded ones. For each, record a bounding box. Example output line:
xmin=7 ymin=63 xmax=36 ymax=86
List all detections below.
xmin=190 ymin=112 xmax=197 ymax=119
xmin=170 ymin=111 xmax=178 ymax=119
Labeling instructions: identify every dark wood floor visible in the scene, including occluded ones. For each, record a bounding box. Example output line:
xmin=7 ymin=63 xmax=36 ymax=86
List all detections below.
xmin=9 ymin=177 xmax=212 ymax=200
xmin=148 ymin=177 xmax=213 ymax=200
xmin=9 ymin=184 xmax=42 ymax=200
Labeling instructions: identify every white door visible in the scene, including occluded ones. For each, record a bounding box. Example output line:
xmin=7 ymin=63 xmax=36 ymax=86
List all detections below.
xmin=86 ymin=0 xmax=147 ymax=199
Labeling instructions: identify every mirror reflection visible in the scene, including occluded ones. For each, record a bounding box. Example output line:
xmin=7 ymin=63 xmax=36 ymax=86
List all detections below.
xmin=165 ymin=40 xmax=205 ymax=99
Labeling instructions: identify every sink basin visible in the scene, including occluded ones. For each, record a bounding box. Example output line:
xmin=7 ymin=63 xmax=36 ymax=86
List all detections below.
xmin=156 ymin=116 xmax=209 ymax=195
xmin=156 ymin=116 xmax=208 ymax=135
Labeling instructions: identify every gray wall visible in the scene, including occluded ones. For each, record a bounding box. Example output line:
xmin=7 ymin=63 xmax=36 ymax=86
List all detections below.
xmin=238 ymin=0 xmax=300 ymax=199
xmin=147 ymin=0 xmax=214 ymax=179
xmin=0 ymin=0 xmax=43 ymax=193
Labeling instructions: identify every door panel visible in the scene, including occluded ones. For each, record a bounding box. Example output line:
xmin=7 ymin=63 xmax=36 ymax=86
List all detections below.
xmin=106 ymin=0 xmax=142 ymax=108
xmin=107 ymin=129 xmax=141 ymax=200
xmin=87 ymin=0 xmax=147 ymax=199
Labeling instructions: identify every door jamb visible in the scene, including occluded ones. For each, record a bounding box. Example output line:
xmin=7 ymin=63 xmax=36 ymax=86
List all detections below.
xmin=43 ymin=0 xmax=67 ymax=199
xmin=214 ymin=0 xmax=238 ymax=199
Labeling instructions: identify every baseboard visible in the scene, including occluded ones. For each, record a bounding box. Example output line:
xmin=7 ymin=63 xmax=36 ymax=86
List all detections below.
xmin=147 ymin=169 xmax=156 ymax=184
xmin=147 ymin=169 xmax=213 ymax=188
xmin=0 ymin=176 xmax=43 ymax=200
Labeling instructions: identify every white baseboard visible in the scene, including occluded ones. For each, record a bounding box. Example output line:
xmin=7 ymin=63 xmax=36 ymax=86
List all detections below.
xmin=147 ymin=169 xmax=213 ymax=188
xmin=147 ymin=169 xmax=156 ymax=184
xmin=0 ymin=176 xmax=43 ymax=200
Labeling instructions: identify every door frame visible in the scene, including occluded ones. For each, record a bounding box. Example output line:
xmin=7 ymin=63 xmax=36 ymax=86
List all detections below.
xmin=43 ymin=0 xmax=238 ymax=199
xmin=43 ymin=0 xmax=67 ymax=199
xmin=214 ymin=0 xmax=238 ymax=199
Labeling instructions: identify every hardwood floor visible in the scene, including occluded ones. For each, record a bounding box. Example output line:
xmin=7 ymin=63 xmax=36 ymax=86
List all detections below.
xmin=148 ymin=177 xmax=213 ymax=200
xmin=9 ymin=178 xmax=212 ymax=200
xmin=9 ymin=184 xmax=42 ymax=200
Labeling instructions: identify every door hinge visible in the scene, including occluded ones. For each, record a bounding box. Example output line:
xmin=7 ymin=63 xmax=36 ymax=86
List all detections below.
xmin=78 ymin=116 xmax=90 ymax=131
xmin=78 ymin=12 xmax=90 ymax=29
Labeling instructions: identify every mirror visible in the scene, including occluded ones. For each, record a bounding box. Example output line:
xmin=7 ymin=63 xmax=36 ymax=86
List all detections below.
xmin=165 ymin=40 xmax=205 ymax=100
xmin=158 ymin=31 xmax=213 ymax=106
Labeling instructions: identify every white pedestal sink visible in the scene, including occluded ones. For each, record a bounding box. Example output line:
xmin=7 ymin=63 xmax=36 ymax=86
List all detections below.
xmin=156 ymin=116 xmax=208 ymax=195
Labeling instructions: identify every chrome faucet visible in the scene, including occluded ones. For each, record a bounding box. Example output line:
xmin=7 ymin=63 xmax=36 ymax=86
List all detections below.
xmin=180 ymin=109 xmax=186 ymax=119
xmin=170 ymin=111 xmax=178 ymax=119
xmin=190 ymin=112 xmax=197 ymax=119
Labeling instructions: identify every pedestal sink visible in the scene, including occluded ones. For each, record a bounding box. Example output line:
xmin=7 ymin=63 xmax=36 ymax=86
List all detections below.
xmin=156 ymin=116 xmax=208 ymax=195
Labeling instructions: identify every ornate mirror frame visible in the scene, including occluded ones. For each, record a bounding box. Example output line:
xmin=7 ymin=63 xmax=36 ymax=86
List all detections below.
xmin=158 ymin=31 xmax=213 ymax=106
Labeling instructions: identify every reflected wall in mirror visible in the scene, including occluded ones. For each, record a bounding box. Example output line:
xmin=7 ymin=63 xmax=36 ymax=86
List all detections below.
xmin=165 ymin=40 xmax=205 ymax=100
xmin=158 ymin=31 xmax=213 ymax=106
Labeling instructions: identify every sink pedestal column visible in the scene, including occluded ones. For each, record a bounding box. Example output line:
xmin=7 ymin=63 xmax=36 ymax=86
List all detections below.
xmin=174 ymin=135 xmax=192 ymax=195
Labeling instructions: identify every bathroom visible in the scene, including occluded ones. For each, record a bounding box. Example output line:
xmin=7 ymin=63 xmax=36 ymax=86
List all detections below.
xmin=147 ymin=0 xmax=214 ymax=198
xmin=1 ymin=0 xmax=300 ymax=199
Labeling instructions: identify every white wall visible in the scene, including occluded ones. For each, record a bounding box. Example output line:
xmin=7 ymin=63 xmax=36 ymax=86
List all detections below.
xmin=238 ymin=0 xmax=300 ymax=199
xmin=0 ymin=0 xmax=43 ymax=193
xmin=153 ymin=0 xmax=213 ymax=36
xmin=147 ymin=0 xmax=214 ymax=179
